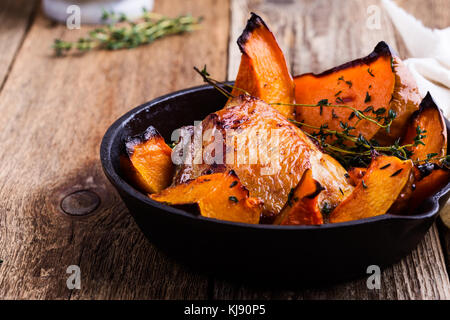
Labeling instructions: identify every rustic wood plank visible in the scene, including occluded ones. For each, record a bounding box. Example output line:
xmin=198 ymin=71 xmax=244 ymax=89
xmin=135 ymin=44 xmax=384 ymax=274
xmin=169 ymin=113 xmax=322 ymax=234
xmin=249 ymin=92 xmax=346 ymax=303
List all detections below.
xmin=0 ymin=0 xmax=229 ymax=299
xmin=438 ymin=218 xmax=450 ymax=275
xmin=389 ymin=0 xmax=450 ymax=75
xmin=227 ymin=0 xmax=296 ymax=80
xmin=217 ymin=0 xmax=450 ymax=300
xmin=395 ymin=0 xmax=450 ymax=30
xmin=0 ymin=0 xmax=37 ymax=91
xmin=291 ymin=0 xmax=399 ymax=74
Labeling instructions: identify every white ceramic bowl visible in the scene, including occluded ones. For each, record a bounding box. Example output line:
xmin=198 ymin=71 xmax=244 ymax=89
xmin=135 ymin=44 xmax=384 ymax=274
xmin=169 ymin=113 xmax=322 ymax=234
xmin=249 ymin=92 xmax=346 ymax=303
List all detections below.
xmin=43 ymin=0 xmax=154 ymax=24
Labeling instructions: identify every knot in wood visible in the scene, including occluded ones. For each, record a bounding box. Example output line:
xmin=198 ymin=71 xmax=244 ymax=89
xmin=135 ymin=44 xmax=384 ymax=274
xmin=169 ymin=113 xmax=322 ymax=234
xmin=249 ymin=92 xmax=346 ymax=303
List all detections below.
xmin=60 ymin=190 xmax=100 ymax=216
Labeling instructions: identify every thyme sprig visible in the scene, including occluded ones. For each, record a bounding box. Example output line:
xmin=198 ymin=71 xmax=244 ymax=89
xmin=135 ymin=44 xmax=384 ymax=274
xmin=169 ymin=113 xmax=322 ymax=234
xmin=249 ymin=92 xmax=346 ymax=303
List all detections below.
xmin=288 ymin=119 xmax=414 ymax=153
xmin=414 ymin=154 xmax=450 ymax=167
xmin=196 ymin=66 xmax=396 ymax=133
xmin=193 ymin=65 xmax=250 ymax=97
xmin=194 ymin=66 xmax=433 ymax=168
xmin=53 ymin=10 xmax=202 ymax=56
xmin=289 ymin=118 xmax=420 ymax=166
xmin=271 ymin=100 xmax=396 ymax=132
xmin=194 ymin=66 xmax=235 ymax=98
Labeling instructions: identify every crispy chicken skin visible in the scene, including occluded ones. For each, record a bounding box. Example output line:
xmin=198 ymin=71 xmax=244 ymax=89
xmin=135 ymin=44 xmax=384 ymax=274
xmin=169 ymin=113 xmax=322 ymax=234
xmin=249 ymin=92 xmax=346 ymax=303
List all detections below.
xmin=172 ymin=96 xmax=353 ymax=217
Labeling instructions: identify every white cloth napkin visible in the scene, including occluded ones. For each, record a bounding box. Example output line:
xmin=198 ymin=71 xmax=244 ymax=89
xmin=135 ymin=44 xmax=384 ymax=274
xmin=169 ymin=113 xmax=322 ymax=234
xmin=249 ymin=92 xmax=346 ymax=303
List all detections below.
xmin=382 ymin=0 xmax=450 ymax=118
xmin=382 ymin=0 xmax=450 ymax=225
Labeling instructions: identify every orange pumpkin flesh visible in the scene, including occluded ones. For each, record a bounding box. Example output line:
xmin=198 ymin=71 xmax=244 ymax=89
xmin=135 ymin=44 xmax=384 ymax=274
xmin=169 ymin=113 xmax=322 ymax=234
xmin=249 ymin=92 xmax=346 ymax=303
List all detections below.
xmin=275 ymin=169 xmax=324 ymax=225
xmin=347 ymin=167 xmax=367 ymax=186
xmin=410 ymin=168 xmax=450 ymax=209
xmin=124 ymin=126 xmax=174 ymax=194
xmin=151 ymin=171 xmax=263 ymax=224
xmin=294 ymin=42 xmax=421 ymax=144
xmin=387 ymin=94 xmax=449 ymax=214
xmin=230 ymin=13 xmax=295 ymax=118
xmin=330 ymin=155 xmax=413 ymax=223
xmin=402 ymin=92 xmax=447 ymax=162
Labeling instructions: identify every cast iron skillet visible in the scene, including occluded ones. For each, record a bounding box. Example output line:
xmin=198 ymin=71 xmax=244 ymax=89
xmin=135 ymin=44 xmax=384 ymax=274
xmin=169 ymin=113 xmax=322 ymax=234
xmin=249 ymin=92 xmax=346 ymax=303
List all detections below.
xmin=100 ymin=85 xmax=450 ymax=284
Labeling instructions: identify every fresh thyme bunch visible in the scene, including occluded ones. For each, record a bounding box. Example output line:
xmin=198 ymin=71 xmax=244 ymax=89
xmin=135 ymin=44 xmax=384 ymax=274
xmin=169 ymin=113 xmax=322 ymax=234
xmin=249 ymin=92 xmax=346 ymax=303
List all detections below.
xmin=53 ymin=10 xmax=202 ymax=56
xmin=287 ymin=115 xmax=417 ymax=168
xmin=194 ymin=65 xmax=450 ymax=169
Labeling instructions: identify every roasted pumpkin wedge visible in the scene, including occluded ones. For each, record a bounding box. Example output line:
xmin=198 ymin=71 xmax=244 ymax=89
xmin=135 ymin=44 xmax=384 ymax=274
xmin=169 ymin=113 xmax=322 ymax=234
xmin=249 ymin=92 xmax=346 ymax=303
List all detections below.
xmin=330 ymin=154 xmax=413 ymax=223
xmin=150 ymin=171 xmax=263 ymax=224
xmin=387 ymin=168 xmax=416 ymax=214
xmin=173 ymin=95 xmax=354 ymax=217
xmin=123 ymin=126 xmax=174 ymax=194
xmin=274 ymin=169 xmax=324 ymax=225
xmin=402 ymin=93 xmax=447 ymax=162
xmin=294 ymin=41 xmax=421 ymax=144
xmin=229 ymin=13 xmax=295 ymax=118
xmin=409 ymin=167 xmax=450 ymax=209
xmin=383 ymin=164 xmax=449 ymax=215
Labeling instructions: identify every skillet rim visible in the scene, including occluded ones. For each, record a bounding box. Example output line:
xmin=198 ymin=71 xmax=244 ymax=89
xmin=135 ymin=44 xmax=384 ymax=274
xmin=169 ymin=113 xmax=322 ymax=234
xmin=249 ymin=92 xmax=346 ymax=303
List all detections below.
xmin=100 ymin=84 xmax=450 ymax=231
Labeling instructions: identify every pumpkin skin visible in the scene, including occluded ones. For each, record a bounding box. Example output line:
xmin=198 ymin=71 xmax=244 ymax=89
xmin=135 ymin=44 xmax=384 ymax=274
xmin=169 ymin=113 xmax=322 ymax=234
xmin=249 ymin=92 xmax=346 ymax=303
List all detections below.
xmin=151 ymin=171 xmax=263 ymax=224
xmin=330 ymin=154 xmax=413 ymax=223
xmin=229 ymin=13 xmax=295 ymax=118
xmin=274 ymin=169 xmax=324 ymax=226
xmin=389 ymin=94 xmax=449 ymax=214
xmin=410 ymin=168 xmax=450 ymax=209
xmin=402 ymin=92 xmax=447 ymax=162
xmin=390 ymin=164 xmax=450 ymax=214
xmin=172 ymin=95 xmax=353 ymax=217
xmin=123 ymin=126 xmax=174 ymax=194
xmin=294 ymin=41 xmax=421 ymax=145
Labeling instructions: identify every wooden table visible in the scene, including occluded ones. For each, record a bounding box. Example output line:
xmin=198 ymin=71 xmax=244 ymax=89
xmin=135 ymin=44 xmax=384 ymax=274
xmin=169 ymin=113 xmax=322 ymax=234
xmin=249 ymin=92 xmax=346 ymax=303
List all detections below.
xmin=0 ymin=0 xmax=449 ymax=299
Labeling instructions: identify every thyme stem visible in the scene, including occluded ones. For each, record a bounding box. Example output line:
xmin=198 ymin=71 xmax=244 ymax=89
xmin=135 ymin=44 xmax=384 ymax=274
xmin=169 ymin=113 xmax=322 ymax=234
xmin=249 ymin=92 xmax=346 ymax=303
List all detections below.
xmin=194 ymin=66 xmax=430 ymax=168
xmin=53 ymin=10 xmax=202 ymax=56
xmin=413 ymin=155 xmax=448 ymax=164
xmin=301 ymin=130 xmax=366 ymax=155
xmin=193 ymin=66 xmax=234 ymax=99
xmin=272 ymin=102 xmax=393 ymax=129
xmin=291 ymin=119 xmax=414 ymax=156
xmin=193 ymin=66 xmax=251 ymax=98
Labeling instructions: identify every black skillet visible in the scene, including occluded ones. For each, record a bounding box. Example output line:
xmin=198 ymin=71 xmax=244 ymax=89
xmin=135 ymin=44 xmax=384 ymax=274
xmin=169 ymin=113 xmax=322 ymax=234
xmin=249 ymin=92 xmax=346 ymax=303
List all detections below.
xmin=100 ymin=85 xmax=450 ymax=284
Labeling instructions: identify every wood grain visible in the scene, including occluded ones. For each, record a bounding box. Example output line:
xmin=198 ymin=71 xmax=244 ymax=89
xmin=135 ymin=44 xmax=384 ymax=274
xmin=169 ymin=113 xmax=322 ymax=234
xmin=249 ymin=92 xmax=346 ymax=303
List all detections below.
xmin=438 ymin=214 xmax=450 ymax=273
xmin=0 ymin=0 xmax=37 ymax=90
xmin=0 ymin=0 xmax=229 ymax=299
xmin=395 ymin=0 xmax=450 ymax=29
xmin=220 ymin=0 xmax=450 ymax=300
